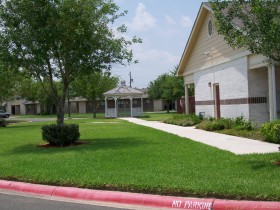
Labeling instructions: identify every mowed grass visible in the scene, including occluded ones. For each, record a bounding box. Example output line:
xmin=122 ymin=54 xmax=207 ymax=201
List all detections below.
xmin=144 ymin=112 xmax=175 ymax=121
xmin=0 ymin=118 xmax=279 ymax=201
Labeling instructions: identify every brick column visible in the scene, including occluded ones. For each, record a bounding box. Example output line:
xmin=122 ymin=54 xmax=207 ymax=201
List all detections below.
xmin=185 ymin=84 xmax=189 ymax=114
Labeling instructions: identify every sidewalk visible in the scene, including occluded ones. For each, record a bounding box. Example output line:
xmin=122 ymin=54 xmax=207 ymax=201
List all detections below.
xmin=121 ymin=118 xmax=279 ymax=155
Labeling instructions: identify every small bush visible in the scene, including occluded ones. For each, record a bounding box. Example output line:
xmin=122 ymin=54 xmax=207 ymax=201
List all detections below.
xmin=261 ymin=120 xmax=280 ymax=144
xmin=0 ymin=118 xmax=7 ymax=127
xmin=234 ymin=116 xmax=253 ymax=131
xmin=197 ymin=116 xmax=254 ymax=132
xmin=164 ymin=114 xmax=202 ymax=127
xmin=42 ymin=124 xmax=80 ymax=146
xmin=196 ymin=120 xmax=225 ymax=131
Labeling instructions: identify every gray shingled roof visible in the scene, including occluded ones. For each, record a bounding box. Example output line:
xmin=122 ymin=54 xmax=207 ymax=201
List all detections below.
xmin=104 ymin=82 xmax=143 ymax=97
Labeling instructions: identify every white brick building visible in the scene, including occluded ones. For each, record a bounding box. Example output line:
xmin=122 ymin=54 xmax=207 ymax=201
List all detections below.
xmin=177 ymin=3 xmax=278 ymax=123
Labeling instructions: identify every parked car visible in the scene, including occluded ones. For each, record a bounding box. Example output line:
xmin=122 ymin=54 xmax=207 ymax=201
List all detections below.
xmin=0 ymin=110 xmax=10 ymax=118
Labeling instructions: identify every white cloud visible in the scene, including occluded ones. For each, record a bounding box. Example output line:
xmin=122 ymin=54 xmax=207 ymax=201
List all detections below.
xmin=128 ymin=3 xmax=157 ymax=31
xmin=165 ymin=15 xmax=176 ymax=25
xmin=181 ymin=16 xmax=193 ymax=28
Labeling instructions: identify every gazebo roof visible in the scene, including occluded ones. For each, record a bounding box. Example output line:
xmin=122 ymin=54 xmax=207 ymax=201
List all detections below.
xmin=104 ymin=81 xmax=143 ymax=97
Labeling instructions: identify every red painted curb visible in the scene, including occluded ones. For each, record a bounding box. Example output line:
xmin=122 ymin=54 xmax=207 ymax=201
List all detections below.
xmin=213 ymin=199 xmax=280 ymax=210
xmin=1 ymin=180 xmax=280 ymax=210
xmin=6 ymin=181 xmax=56 ymax=196
xmin=53 ymin=186 xmax=214 ymax=209
xmin=0 ymin=180 xmax=13 ymax=190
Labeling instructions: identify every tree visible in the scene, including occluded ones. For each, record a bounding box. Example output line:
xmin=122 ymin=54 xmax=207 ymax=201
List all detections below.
xmin=15 ymin=75 xmax=57 ymax=115
xmin=0 ymin=0 xmax=141 ymax=125
xmin=148 ymin=68 xmax=184 ymax=113
xmin=72 ymin=71 xmax=119 ymax=118
xmin=0 ymin=66 xmax=16 ymax=110
xmin=210 ymin=0 xmax=280 ymax=64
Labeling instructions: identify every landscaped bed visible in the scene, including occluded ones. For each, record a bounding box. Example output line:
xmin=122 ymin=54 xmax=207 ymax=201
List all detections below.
xmin=0 ymin=118 xmax=279 ymax=201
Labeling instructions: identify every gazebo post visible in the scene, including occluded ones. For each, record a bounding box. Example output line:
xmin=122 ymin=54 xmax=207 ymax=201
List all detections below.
xmin=105 ymin=97 xmax=108 ymax=117
xmin=114 ymin=97 xmax=117 ymax=118
xmin=141 ymin=97 xmax=143 ymax=115
xmin=130 ymin=97 xmax=133 ymax=117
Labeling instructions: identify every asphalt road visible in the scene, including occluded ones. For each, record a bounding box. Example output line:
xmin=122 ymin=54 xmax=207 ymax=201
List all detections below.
xmin=0 ymin=191 xmax=146 ymax=210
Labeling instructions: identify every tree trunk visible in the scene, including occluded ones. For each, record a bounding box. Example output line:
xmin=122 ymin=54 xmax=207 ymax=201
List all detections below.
xmin=166 ymin=101 xmax=170 ymax=113
xmin=67 ymin=90 xmax=71 ymax=118
xmin=56 ymin=96 xmax=66 ymax=125
xmin=92 ymin=100 xmax=97 ymax=119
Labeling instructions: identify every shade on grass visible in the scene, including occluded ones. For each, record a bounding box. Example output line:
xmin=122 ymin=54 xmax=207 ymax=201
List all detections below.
xmin=0 ymin=118 xmax=279 ymax=201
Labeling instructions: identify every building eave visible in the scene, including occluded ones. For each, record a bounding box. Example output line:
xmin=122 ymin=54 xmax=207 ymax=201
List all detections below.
xmin=177 ymin=2 xmax=212 ymax=77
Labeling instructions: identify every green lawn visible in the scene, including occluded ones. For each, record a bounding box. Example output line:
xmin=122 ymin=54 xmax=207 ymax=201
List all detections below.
xmin=143 ymin=112 xmax=175 ymax=121
xmin=0 ymin=118 xmax=279 ymax=201
xmin=13 ymin=113 xmax=105 ymax=119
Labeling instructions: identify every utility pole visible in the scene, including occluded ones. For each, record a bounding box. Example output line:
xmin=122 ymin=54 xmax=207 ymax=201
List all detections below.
xmin=129 ymin=71 xmax=133 ymax=87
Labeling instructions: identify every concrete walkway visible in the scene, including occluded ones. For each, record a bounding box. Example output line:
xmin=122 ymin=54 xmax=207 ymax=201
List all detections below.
xmin=121 ymin=118 xmax=279 ymax=155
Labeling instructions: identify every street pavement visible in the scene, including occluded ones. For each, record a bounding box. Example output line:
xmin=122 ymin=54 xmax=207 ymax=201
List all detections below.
xmin=0 ymin=191 xmax=160 ymax=210
xmin=121 ymin=118 xmax=279 ymax=154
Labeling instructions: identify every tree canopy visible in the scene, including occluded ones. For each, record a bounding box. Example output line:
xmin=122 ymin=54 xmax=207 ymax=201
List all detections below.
xmin=72 ymin=71 xmax=119 ymax=118
xmin=0 ymin=66 xmax=16 ymax=109
xmin=210 ymin=0 xmax=280 ymax=64
xmin=148 ymin=68 xmax=184 ymax=112
xmin=0 ymin=0 xmax=140 ymax=124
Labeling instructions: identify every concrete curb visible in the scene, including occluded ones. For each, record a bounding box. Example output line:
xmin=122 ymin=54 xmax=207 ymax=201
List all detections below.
xmin=0 ymin=180 xmax=279 ymax=210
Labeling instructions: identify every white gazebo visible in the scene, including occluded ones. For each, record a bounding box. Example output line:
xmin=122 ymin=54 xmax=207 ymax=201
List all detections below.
xmin=103 ymin=81 xmax=144 ymax=118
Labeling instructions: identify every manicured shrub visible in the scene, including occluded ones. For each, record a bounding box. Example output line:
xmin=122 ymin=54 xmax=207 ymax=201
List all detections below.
xmin=0 ymin=118 xmax=7 ymax=127
xmin=164 ymin=114 xmax=202 ymax=127
xmin=196 ymin=120 xmax=225 ymax=131
xmin=197 ymin=116 xmax=254 ymax=132
xmin=219 ymin=118 xmax=234 ymax=129
xmin=261 ymin=120 xmax=280 ymax=144
xmin=42 ymin=124 xmax=80 ymax=146
xmin=234 ymin=116 xmax=253 ymax=131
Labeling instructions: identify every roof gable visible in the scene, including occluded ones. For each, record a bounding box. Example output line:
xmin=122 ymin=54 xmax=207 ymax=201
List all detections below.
xmin=177 ymin=2 xmax=212 ymax=76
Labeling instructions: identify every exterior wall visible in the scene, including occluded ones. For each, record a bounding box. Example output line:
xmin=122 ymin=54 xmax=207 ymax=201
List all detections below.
xmin=143 ymin=98 xmax=154 ymax=112
xmin=6 ymin=103 xmax=11 ymax=114
xmin=7 ymin=99 xmax=26 ymax=115
xmin=248 ymin=67 xmax=269 ymax=123
xmin=37 ymin=104 xmax=41 ymax=114
xmin=154 ymin=100 xmax=163 ymax=112
xmin=26 ymin=104 xmax=37 ymax=115
xmin=248 ymin=54 xmax=267 ymax=70
xmin=194 ymin=56 xmax=250 ymax=119
xmin=78 ymin=101 xmax=86 ymax=114
xmin=183 ymin=11 xmax=246 ymax=76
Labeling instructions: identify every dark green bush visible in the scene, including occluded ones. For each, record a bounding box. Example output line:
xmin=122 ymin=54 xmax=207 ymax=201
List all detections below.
xmin=0 ymin=118 xmax=7 ymax=127
xmin=234 ymin=116 xmax=253 ymax=131
xmin=196 ymin=120 xmax=225 ymax=131
xmin=197 ymin=116 xmax=254 ymax=132
xmin=261 ymin=120 xmax=280 ymax=144
xmin=42 ymin=124 xmax=80 ymax=146
xmin=219 ymin=118 xmax=234 ymax=129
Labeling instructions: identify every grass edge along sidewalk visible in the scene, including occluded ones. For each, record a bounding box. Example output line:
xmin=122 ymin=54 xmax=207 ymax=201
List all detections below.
xmin=121 ymin=117 xmax=279 ymax=154
xmin=1 ymin=180 xmax=280 ymax=210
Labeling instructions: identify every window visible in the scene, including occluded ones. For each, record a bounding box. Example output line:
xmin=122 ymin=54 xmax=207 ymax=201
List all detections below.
xmin=208 ymin=19 xmax=213 ymax=37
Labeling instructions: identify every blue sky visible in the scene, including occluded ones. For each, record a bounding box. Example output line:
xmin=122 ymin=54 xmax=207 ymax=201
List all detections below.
xmin=112 ymin=0 xmax=205 ymax=88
